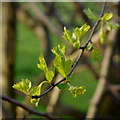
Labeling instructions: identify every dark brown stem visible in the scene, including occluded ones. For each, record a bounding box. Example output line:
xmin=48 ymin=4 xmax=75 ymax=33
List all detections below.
xmin=0 ymin=95 xmax=56 ymax=120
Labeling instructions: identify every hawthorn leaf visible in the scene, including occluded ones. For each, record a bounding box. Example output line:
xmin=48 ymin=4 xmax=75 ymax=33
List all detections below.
xmin=107 ymin=23 xmax=120 ymax=31
xmin=37 ymin=53 xmax=48 ymax=72
xmin=68 ymin=86 xmax=86 ymax=97
xmin=83 ymin=8 xmax=98 ymax=20
xmin=13 ymin=79 xmax=32 ymax=95
xmin=63 ymin=27 xmax=73 ymax=43
xmin=100 ymin=27 xmax=105 ymax=44
xmin=53 ymin=55 xmax=72 ymax=77
xmin=57 ymin=83 xmax=69 ymax=90
xmin=45 ymin=67 xmax=55 ymax=83
xmin=51 ymin=44 xmax=66 ymax=57
xmin=92 ymin=47 xmax=103 ymax=61
xmin=101 ymin=13 xmax=113 ymax=21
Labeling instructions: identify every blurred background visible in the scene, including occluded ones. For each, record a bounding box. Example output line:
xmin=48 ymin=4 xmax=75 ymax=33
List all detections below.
xmin=1 ymin=2 xmax=120 ymax=119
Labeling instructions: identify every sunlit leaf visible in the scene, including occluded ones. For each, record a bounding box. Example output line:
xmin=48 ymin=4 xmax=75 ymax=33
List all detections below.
xmin=100 ymin=26 xmax=105 ymax=44
xmin=53 ymin=55 xmax=72 ymax=77
xmin=45 ymin=67 xmax=55 ymax=83
xmin=37 ymin=53 xmax=48 ymax=72
xmin=51 ymin=44 xmax=66 ymax=57
xmin=13 ymin=79 xmax=32 ymax=95
xmin=101 ymin=13 xmax=113 ymax=21
xmin=83 ymin=8 xmax=98 ymax=20
xmin=68 ymin=86 xmax=86 ymax=97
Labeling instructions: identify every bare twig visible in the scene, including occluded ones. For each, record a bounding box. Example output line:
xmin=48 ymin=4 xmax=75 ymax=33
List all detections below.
xmin=32 ymin=2 xmax=106 ymax=99
xmin=0 ymin=95 xmax=56 ymax=120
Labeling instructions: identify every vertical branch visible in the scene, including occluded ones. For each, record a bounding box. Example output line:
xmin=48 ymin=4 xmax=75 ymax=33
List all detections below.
xmin=2 ymin=2 xmax=16 ymax=116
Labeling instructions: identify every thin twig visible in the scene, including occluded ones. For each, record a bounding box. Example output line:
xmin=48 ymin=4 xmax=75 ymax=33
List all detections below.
xmin=0 ymin=95 xmax=56 ymax=120
xmin=32 ymin=2 xmax=106 ymax=99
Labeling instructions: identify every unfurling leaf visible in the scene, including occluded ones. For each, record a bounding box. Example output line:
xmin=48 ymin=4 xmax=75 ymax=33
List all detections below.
xmin=68 ymin=86 xmax=86 ymax=97
xmin=86 ymin=43 xmax=93 ymax=51
xmin=63 ymin=24 xmax=90 ymax=49
xmin=101 ymin=13 xmax=113 ymax=21
xmin=107 ymin=23 xmax=120 ymax=31
xmin=53 ymin=55 xmax=72 ymax=77
xmin=45 ymin=67 xmax=55 ymax=83
xmin=92 ymin=47 xmax=103 ymax=61
xmin=83 ymin=8 xmax=98 ymax=20
xmin=13 ymin=79 xmax=31 ymax=95
xmin=30 ymin=81 xmax=48 ymax=106
xmin=37 ymin=53 xmax=48 ymax=72
xmin=100 ymin=27 xmax=105 ymax=44
xmin=57 ymin=83 xmax=69 ymax=90
xmin=51 ymin=44 xmax=66 ymax=57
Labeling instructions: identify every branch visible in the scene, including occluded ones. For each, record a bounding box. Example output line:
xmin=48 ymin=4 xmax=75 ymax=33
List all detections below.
xmin=0 ymin=95 xmax=56 ymax=120
xmin=32 ymin=2 xmax=106 ymax=99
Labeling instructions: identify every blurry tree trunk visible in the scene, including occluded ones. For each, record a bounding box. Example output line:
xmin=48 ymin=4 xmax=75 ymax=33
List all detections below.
xmin=2 ymin=2 xmax=16 ymax=117
xmin=86 ymin=29 xmax=120 ymax=118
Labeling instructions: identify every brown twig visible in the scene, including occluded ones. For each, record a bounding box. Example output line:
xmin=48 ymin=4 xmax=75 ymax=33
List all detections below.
xmin=0 ymin=95 xmax=56 ymax=120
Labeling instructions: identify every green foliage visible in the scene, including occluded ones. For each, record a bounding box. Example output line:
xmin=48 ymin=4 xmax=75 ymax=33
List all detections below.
xmin=37 ymin=53 xmax=48 ymax=72
xmin=13 ymin=10 xmax=119 ymax=107
xmin=13 ymin=79 xmax=31 ymax=95
xmin=63 ymin=24 xmax=90 ymax=48
xmin=53 ymin=55 xmax=72 ymax=77
xmin=101 ymin=13 xmax=113 ymax=21
xmin=107 ymin=23 xmax=120 ymax=31
xmin=92 ymin=47 xmax=103 ymax=61
xmin=51 ymin=44 xmax=66 ymax=57
xmin=83 ymin=8 xmax=98 ymax=20
xmin=57 ymin=83 xmax=69 ymax=90
xmin=68 ymin=86 xmax=86 ymax=97
xmin=45 ymin=67 xmax=55 ymax=83
xmin=100 ymin=22 xmax=105 ymax=44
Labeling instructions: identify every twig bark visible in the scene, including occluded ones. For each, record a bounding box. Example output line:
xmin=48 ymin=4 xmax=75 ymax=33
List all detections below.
xmin=0 ymin=95 xmax=56 ymax=120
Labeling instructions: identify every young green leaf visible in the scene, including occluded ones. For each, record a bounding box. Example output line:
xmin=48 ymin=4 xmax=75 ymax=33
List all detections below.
xmin=37 ymin=53 xmax=48 ymax=72
xmin=63 ymin=27 xmax=73 ymax=44
xmin=30 ymin=81 xmax=48 ymax=106
xmin=68 ymin=86 xmax=86 ymax=97
xmin=107 ymin=23 xmax=120 ymax=31
xmin=45 ymin=67 xmax=55 ymax=83
xmin=83 ymin=8 xmax=98 ymax=20
xmin=101 ymin=13 xmax=113 ymax=21
xmin=53 ymin=55 xmax=72 ymax=77
xmin=100 ymin=26 xmax=105 ymax=44
xmin=92 ymin=47 xmax=103 ymax=61
xmin=57 ymin=82 xmax=69 ymax=90
xmin=13 ymin=79 xmax=32 ymax=95
xmin=51 ymin=44 xmax=66 ymax=57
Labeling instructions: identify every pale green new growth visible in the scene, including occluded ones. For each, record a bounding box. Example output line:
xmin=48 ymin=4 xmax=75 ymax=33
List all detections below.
xmin=83 ymin=8 xmax=98 ymax=20
xmin=12 ymin=10 xmax=119 ymax=106
xmin=53 ymin=55 xmax=72 ymax=77
xmin=37 ymin=53 xmax=48 ymax=72
xmin=13 ymin=79 xmax=31 ymax=95
xmin=101 ymin=13 xmax=113 ymax=21
xmin=63 ymin=24 xmax=90 ymax=48
xmin=68 ymin=86 xmax=86 ymax=97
